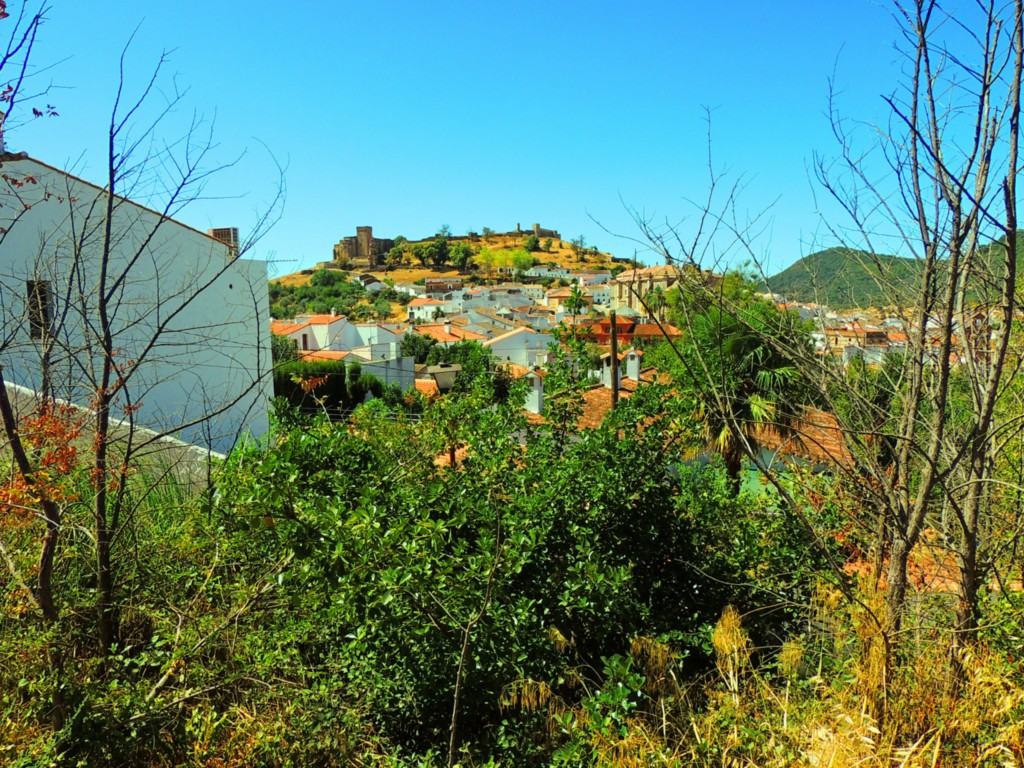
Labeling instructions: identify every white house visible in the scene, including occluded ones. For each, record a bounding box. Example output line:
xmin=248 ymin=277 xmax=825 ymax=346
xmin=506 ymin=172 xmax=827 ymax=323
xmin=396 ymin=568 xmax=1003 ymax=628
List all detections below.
xmin=525 ymin=266 xmax=572 ymax=280
xmin=271 ymin=315 xmax=404 ymax=353
xmin=272 ymin=313 xmax=348 ymax=352
xmin=407 ymin=297 xmax=451 ymax=322
xmin=483 ymin=326 xmax=553 ymax=368
xmin=0 ymin=154 xmax=272 ymax=454
xmin=584 ymin=284 xmax=611 ymax=308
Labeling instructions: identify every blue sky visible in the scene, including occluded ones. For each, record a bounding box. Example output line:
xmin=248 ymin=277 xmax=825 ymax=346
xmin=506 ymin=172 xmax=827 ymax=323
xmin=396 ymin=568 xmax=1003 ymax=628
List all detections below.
xmin=10 ymin=1 xmax=901 ymax=276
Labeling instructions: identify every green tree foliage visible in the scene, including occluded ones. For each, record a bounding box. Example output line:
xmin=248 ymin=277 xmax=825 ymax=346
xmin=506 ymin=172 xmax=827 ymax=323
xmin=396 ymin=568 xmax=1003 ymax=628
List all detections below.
xmin=510 ymin=247 xmax=534 ymax=278
xmin=657 ymin=277 xmax=812 ymax=494
xmin=411 ymin=242 xmax=430 ymax=267
xmin=564 ymin=285 xmax=588 ymax=319
xmin=273 ymin=359 xmax=386 ymax=412
xmin=571 ymin=235 xmax=586 ymax=258
xmin=449 ymin=241 xmax=473 ymax=271
xmin=425 ymin=340 xmax=512 ymax=400
xmin=204 ymin=389 xmax=819 ymax=762
xmin=523 ymin=233 xmax=540 ymax=252
xmin=760 ymin=247 xmax=926 ymax=309
xmin=644 ymin=285 xmax=667 ymax=321
xmin=309 ymin=268 xmax=347 ymax=288
xmin=385 ymin=243 xmax=407 ymax=271
xmin=401 ymin=331 xmax=437 ymax=363
xmin=408 ymin=234 xmax=453 ymax=269
xmin=272 ymin=332 xmax=298 ymax=364
xmin=270 ymin=270 xmax=367 ymax=318
xmin=430 ymin=234 xmax=450 ymax=267
xmin=476 ymin=246 xmax=497 ymax=281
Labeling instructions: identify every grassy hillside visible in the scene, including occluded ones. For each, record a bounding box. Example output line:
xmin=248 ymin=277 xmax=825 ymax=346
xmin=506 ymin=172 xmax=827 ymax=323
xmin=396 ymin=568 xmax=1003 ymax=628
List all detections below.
xmin=761 ymin=248 xmax=924 ymax=309
xmin=763 ymin=241 xmax=1021 ymax=310
xmin=276 ymin=232 xmax=622 ymax=288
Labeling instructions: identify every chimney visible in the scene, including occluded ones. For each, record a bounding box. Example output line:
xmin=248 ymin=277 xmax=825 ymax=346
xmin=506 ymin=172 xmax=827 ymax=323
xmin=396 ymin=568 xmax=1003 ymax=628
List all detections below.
xmin=208 ymin=227 xmax=240 ymax=258
xmin=601 ymin=354 xmax=615 ymax=390
xmin=525 ymin=372 xmax=544 ymax=414
xmin=625 ymin=349 xmax=641 ymax=381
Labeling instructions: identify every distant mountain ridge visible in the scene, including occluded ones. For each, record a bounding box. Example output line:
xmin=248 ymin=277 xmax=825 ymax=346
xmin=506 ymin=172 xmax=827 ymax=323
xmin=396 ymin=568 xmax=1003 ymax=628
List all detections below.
xmin=762 ymin=242 xmax=1020 ymax=310
xmin=761 ymin=248 xmax=924 ymax=309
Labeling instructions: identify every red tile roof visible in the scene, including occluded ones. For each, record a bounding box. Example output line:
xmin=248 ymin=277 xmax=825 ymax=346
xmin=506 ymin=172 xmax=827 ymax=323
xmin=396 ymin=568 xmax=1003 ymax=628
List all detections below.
xmin=755 ymin=407 xmax=854 ymax=468
xmin=298 ymin=350 xmax=350 ymax=362
xmin=499 ymin=362 xmax=548 ymax=380
xmin=413 ymin=324 xmax=488 ymax=343
xmin=296 ymin=314 xmax=347 ymax=325
xmin=576 ymin=384 xmax=634 ymax=430
xmin=270 ymin=320 xmax=309 ymax=335
xmin=414 ymin=379 xmax=440 ymax=398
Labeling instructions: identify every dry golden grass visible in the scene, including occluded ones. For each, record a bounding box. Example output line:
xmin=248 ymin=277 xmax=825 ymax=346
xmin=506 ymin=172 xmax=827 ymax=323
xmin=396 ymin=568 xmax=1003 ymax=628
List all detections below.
xmin=497 ymin=588 xmax=1024 ymax=768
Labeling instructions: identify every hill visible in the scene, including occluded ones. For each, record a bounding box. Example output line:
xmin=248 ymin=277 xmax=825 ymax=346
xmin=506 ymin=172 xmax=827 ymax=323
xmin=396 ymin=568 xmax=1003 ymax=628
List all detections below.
xmin=276 ymin=231 xmax=622 ymax=289
xmin=763 ymin=241 xmax=1023 ymax=310
xmin=761 ymin=248 xmax=925 ymax=309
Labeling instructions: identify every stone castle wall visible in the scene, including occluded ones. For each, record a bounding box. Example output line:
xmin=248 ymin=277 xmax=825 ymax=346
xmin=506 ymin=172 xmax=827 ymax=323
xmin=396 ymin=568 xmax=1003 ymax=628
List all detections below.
xmin=333 ymin=226 xmax=395 ymax=267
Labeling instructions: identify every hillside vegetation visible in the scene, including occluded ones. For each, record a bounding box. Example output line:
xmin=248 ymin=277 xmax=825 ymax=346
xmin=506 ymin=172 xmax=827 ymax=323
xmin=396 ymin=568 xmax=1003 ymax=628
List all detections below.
xmin=762 ymin=240 xmax=1021 ymax=310
xmin=276 ymin=230 xmax=622 ymax=290
xmin=7 ymin=271 xmax=1024 ymax=766
xmin=761 ymin=248 xmax=924 ymax=309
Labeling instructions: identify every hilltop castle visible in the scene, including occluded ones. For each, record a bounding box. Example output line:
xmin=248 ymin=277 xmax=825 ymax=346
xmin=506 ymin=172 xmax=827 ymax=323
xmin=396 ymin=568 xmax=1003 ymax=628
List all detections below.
xmin=331 ymin=223 xmax=564 ymax=268
xmin=333 ymin=226 xmax=395 ymax=267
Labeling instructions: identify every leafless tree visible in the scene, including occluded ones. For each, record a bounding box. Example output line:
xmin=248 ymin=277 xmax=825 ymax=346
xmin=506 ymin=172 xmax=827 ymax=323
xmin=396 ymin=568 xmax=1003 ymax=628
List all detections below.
xmin=621 ymin=0 xmax=1024 ymax=707
xmin=810 ymin=0 xmax=1024 ymax=649
xmin=0 ymin=4 xmax=283 ymax=726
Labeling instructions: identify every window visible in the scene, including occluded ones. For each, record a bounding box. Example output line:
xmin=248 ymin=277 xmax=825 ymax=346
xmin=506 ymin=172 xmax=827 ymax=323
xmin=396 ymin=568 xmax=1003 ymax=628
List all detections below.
xmin=26 ymin=280 xmax=51 ymax=340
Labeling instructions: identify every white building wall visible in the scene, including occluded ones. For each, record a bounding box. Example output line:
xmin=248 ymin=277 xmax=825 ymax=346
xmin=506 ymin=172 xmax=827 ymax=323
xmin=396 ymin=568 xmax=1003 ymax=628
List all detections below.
xmin=484 ymin=329 xmax=553 ymax=368
xmin=0 ymin=157 xmax=272 ymax=454
xmin=359 ymin=357 xmax=415 ymax=392
xmin=408 ymin=301 xmax=450 ymax=322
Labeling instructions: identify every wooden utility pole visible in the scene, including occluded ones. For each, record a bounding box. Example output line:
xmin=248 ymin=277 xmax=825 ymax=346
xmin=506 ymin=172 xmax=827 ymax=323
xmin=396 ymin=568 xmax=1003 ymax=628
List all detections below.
xmin=610 ymin=310 xmax=619 ymax=409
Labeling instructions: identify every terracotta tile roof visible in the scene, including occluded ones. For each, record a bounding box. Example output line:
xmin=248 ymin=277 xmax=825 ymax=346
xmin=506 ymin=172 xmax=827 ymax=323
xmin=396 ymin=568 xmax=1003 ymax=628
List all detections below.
xmin=523 ymin=410 xmax=546 ymax=426
xmin=270 ymin=320 xmax=309 ymax=335
xmin=414 ymin=379 xmax=440 ymax=398
xmin=594 ymin=315 xmax=634 ymax=326
xmin=599 ymin=349 xmax=645 ymax=361
xmin=414 ymin=324 xmax=488 ymax=343
xmin=409 ymin=297 xmax=447 ymax=307
xmin=844 ymin=531 xmax=960 ymax=593
xmin=298 ymin=350 xmax=350 ymax=362
xmin=296 ymin=313 xmax=347 ymax=325
xmin=612 ymin=264 xmax=681 ymax=282
xmin=483 ymin=326 xmax=543 ymax=345
xmin=576 ymin=384 xmax=634 ymax=430
xmin=501 ymin=363 xmax=532 ymax=379
xmin=630 ymin=323 xmax=682 ymax=337
xmin=755 ymin=406 xmax=854 ymax=468
xmin=433 ymin=444 xmax=470 ymax=467
xmin=499 ymin=362 xmax=548 ymax=380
